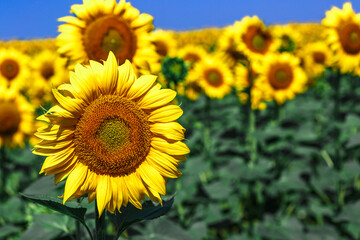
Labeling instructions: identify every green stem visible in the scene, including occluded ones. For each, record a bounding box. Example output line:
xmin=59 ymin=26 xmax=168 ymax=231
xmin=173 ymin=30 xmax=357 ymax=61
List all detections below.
xmin=76 ymin=199 xmax=81 ymax=240
xmin=203 ymin=97 xmax=211 ymax=158
xmin=333 ymin=70 xmax=341 ymax=169
xmin=0 ymin=147 xmax=6 ymax=197
xmin=246 ymin=85 xmax=257 ymax=167
xmin=95 ymin=201 xmax=106 ymax=240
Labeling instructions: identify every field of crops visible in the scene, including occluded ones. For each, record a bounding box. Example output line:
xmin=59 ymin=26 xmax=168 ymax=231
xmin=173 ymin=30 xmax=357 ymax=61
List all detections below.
xmin=1 ymin=1 xmax=360 ymax=240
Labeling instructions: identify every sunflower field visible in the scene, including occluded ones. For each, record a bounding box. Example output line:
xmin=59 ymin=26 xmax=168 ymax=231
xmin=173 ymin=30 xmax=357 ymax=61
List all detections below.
xmin=1 ymin=1 xmax=360 ymax=240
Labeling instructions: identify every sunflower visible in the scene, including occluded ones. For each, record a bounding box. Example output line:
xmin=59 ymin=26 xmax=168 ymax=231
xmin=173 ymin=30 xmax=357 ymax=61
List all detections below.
xmin=322 ymin=2 xmax=360 ymax=73
xmin=216 ymin=25 xmax=247 ymax=67
xmin=0 ymin=87 xmax=34 ymax=148
xmin=177 ymin=44 xmax=208 ymax=70
xmin=33 ymin=52 xmax=189 ymax=216
xmin=299 ymin=42 xmax=332 ymax=80
xmin=151 ymin=29 xmax=177 ymax=58
xmin=32 ymin=50 xmax=69 ymax=88
xmin=234 ymin=16 xmax=279 ymax=59
xmin=184 ymin=75 xmax=202 ymax=101
xmin=234 ymin=64 xmax=268 ymax=110
xmin=189 ymin=56 xmax=233 ymax=99
xmin=0 ymin=48 xmax=30 ymax=90
xmin=254 ymin=53 xmax=307 ymax=105
xmin=270 ymin=24 xmax=302 ymax=53
xmin=57 ymin=0 xmax=159 ymax=75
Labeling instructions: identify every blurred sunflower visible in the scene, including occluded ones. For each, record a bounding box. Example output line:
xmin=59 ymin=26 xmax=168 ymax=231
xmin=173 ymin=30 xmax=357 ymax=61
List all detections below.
xmin=0 ymin=87 xmax=34 ymax=148
xmin=234 ymin=64 xmax=267 ymax=110
xmin=322 ymin=2 xmax=360 ymax=73
xmin=254 ymin=53 xmax=307 ymax=105
xmin=184 ymin=77 xmax=202 ymax=101
xmin=270 ymin=24 xmax=302 ymax=53
xmin=32 ymin=50 xmax=69 ymax=88
xmin=33 ymin=52 xmax=189 ymax=216
xmin=216 ymin=25 xmax=247 ymax=67
xmin=57 ymin=0 xmax=158 ymax=75
xmin=177 ymin=44 xmax=208 ymax=70
xmin=189 ymin=56 xmax=233 ymax=99
xmin=151 ymin=29 xmax=177 ymax=58
xmin=234 ymin=16 xmax=279 ymax=59
xmin=300 ymin=42 xmax=332 ymax=81
xmin=0 ymin=48 xmax=30 ymax=90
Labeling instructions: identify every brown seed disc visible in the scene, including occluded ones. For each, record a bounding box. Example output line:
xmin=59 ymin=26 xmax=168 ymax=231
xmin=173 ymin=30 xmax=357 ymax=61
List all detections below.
xmin=154 ymin=40 xmax=168 ymax=57
xmin=313 ymin=51 xmax=326 ymax=64
xmin=0 ymin=59 xmax=20 ymax=80
xmin=83 ymin=16 xmax=137 ymax=64
xmin=41 ymin=62 xmax=55 ymax=80
xmin=268 ymin=63 xmax=294 ymax=90
xmin=0 ymin=102 xmax=21 ymax=136
xmin=204 ymin=68 xmax=224 ymax=87
xmin=243 ymin=26 xmax=272 ymax=54
xmin=74 ymin=95 xmax=152 ymax=177
xmin=338 ymin=23 xmax=360 ymax=55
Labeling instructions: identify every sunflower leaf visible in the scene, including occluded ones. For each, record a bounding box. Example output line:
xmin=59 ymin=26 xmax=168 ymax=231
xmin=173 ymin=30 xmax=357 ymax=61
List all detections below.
xmin=19 ymin=193 xmax=87 ymax=227
xmin=108 ymin=195 xmax=175 ymax=238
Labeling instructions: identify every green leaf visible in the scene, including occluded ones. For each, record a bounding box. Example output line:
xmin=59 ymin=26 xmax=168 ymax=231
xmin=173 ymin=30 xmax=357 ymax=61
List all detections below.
xmin=21 ymin=222 xmax=61 ymax=240
xmin=346 ymin=132 xmax=360 ymax=148
xmin=107 ymin=195 xmax=175 ymax=238
xmin=20 ymin=193 xmax=87 ymax=226
xmin=0 ymin=225 xmax=20 ymax=238
xmin=33 ymin=214 xmax=69 ymax=232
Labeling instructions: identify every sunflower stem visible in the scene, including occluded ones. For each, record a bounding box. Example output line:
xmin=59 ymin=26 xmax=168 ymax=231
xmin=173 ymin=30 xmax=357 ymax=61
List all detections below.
xmin=203 ymin=96 xmax=211 ymax=158
xmin=95 ymin=201 xmax=106 ymax=240
xmin=332 ymin=70 xmax=341 ymax=169
xmin=0 ymin=146 xmax=6 ymax=197
xmin=76 ymin=199 xmax=81 ymax=240
xmin=247 ymin=72 xmax=257 ymax=167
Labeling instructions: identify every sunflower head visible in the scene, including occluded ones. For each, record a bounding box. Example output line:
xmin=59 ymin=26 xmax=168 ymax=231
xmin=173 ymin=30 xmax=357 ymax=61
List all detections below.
xmin=0 ymin=87 xmax=34 ymax=148
xmin=189 ymin=56 xmax=234 ymax=99
xmin=322 ymin=2 xmax=360 ymax=73
xmin=33 ymin=52 xmax=189 ymax=216
xmin=57 ymin=0 xmax=158 ymax=75
xmin=254 ymin=53 xmax=307 ymax=104
xmin=0 ymin=48 xmax=30 ymax=90
xmin=234 ymin=16 xmax=279 ymax=59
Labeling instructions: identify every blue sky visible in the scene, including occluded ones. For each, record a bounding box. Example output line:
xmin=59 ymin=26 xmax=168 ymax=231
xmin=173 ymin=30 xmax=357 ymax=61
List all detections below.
xmin=0 ymin=0 xmax=359 ymax=40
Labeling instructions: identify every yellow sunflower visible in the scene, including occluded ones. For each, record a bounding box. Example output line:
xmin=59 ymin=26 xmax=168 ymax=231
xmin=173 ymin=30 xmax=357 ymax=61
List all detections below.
xmin=234 ymin=64 xmax=267 ymax=110
xmin=299 ymin=42 xmax=333 ymax=80
xmin=32 ymin=50 xmax=69 ymax=88
xmin=57 ymin=0 xmax=159 ymax=75
xmin=216 ymin=25 xmax=248 ymax=67
xmin=270 ymin=24 xmax=302 ymax=53
xmin=0 ymin=87 xmax=34 ymax=148
xmin=322 ymin=2 xmax=360 ymax=73
xmin=33 ymin=52 xmax=189 ymax=217
xmin=189 ymin=56 xmax=233 ymax=99
xmin=254 ymin=53 xmax=307 ymax=105
xmin=234 ymin=16 xmax=279 ymax=59
xmin=151 ymin=29 xmax=177 ymax=58
xmin=177 ymin=44 xmax=208 ymax=70
xmin=0 ymin=48 xmax=30 ymax=90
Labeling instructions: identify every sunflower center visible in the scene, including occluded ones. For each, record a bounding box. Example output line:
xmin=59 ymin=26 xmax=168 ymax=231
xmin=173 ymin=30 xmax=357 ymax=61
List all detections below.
xmin=268 ymin=64 xmax=293 ymax=90
xmin=96 ymin=118 xmax=130 ymax=150
xmin=84 ymin=16 xmax=137 ymax=64
xmin=339 ymin=23 xmax=360 ymax=55
xmin=205 ymin=69 xmax=223 ymax=87
xmin=0 ymin=59 xmax=20 ymax=80
xmin=154 ymin=40 xmax=168 ymax=57
xmin=313 ymin=51 xmax=326 ymax=64
xmin=74 ymin=95 xmax=151 ymax=177
xmin=243 ymin=26 xmax=272 ymax=54
xmin=41 ymin=62 xmax=55 ymax=80
xmin=0 ymin=102 xmax=21 ymax=136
